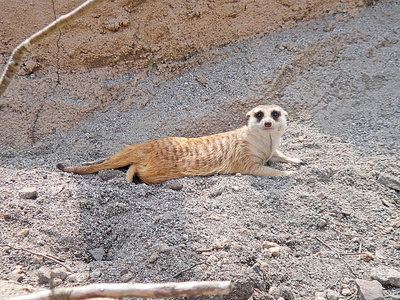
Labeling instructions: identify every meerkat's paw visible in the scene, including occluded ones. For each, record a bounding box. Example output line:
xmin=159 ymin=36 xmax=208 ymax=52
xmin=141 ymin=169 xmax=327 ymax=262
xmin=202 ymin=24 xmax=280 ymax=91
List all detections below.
xmin=289 ymin=157 xmax=303 ymax=164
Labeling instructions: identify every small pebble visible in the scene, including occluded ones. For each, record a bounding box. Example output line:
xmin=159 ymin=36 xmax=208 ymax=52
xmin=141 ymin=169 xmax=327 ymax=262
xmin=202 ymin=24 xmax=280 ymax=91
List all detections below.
xmin=391 ymin=220 xmax=400 ymax=228
xmin=148 ymin=252 xmax=159 ymax=263
xmin=32 ymin=255 xmax=44 ymax=264
xmin=89 ymin=247 xmax=105 ymax=261
xmin=20 ymin=187 xmax=38 ymax=199
xmin=221 ymin=258 xmax=230 ymax=264
xmin=52 ymin=268 xmax=67 ymax=280
xmin=121 ymin=272 xmax=134 ymax=282
xmin=341 ymin=287 xmax=352 ymax=296
xmin=90 ymin=269 xmax=102 ymax=279
xmin=384 ymin=227 xmax=394 ymax=234
xmin=209 ymin=215 xmax=221 ymax=221
xmin=8 ymin=272 xmax=24 ymax=283
xmin=12 ymin=265 xmax=23 ymax=274
xmin=341 ymin=210 xmax=352 ymax=217
xmin=231 ymin=242 xmax=243 ymax=251
xmin=269 ymin=246 xmax=280 ymax=257
xmin=209 ymin=189 xmax=224 ymax=198
xmin=240 ymin=228 xmax=251 ymax=236
xmin=360 ymin=251 xmax=374 ymax=262
xmin=196 ymin=76 xmax=207 ymax=86
xmin=156 ymin=242 xmax=172 ymax=254
xmin=326 ymin=289 xmax=339 ymax=300
xmin=169 ymin=182 xmax=183 ymax=191
xmin=262 ymin=241 xmax=279 ymax=249
xmin=213 ymin=238 xmax=230 ymax=250
xmin=67 ymin=273 xmax=89 ymax=283
xmin=37 ymin=267 xmax=51 ymax=284
xmin=231 ymin=185 xmax=240 ymax=191
xmin=298 ymin=136 xmax=304 ymax=142
xmin=317 ymin=219 xmax=328 ymax=228
xmin=52 ymin=278 xmax=63 ymax=287
xmin=16 ymin=228 xmax=30 ymax=238
xmin=207 ymin=255 xmax=218 ymax=263
xmin=314 ymin=291 xmax=325 ymax=300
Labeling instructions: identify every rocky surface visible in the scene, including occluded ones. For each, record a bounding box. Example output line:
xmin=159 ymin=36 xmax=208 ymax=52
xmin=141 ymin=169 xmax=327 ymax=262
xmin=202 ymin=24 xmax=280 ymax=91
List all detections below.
xmin=1 ymin=1 xmax=400 ymax=299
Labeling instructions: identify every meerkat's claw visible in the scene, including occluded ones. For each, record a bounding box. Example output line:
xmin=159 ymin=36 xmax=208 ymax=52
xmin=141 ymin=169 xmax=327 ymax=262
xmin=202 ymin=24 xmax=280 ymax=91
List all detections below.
xmin=283 ymin=170 xmax=295 ymax=176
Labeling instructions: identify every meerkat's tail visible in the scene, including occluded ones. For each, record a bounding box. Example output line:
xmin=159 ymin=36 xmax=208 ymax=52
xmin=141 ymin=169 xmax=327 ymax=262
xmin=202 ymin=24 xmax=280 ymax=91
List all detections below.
xmin=56 ymin=146 xmax=137 ymax=175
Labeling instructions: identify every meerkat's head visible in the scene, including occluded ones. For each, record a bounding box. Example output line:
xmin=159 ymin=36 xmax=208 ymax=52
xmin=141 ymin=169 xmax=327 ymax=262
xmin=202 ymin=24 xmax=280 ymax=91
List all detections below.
xmin=245 ymin=105 xmax=288 ymax=134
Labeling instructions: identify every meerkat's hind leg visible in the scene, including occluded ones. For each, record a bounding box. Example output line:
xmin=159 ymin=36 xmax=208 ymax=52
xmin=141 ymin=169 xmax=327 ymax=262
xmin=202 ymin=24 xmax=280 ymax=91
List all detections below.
xmin=269 ymin=149 xmax=302 ymax=164
xmin=126 ymin=164 xmax=137 ymax=182
xmin=249 ymin=165 xmax=293 ymax=177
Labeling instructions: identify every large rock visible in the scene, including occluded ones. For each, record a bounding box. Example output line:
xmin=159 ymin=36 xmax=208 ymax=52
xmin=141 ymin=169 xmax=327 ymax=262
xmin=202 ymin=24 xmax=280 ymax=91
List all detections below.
xmin=371 ymin=268 xmax=400 ymax=287
xmin=355 ymin=279 xmax=383 ymax=300
xmin=378 ymin=174 xmax=400 ymax=191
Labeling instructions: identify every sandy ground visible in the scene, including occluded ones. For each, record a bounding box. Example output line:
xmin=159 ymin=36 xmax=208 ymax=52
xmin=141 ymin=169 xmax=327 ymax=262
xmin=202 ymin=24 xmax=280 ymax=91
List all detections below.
xmin=1 ymin=0 xmax=400 ymax=299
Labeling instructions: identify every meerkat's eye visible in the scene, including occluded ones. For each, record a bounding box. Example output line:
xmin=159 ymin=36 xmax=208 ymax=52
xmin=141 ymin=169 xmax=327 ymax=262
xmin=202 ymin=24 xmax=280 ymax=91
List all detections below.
xmin=271 ymin=110 xmax=280 ymax=120
xmin=254 ymin=111 xmax=264 ymax=121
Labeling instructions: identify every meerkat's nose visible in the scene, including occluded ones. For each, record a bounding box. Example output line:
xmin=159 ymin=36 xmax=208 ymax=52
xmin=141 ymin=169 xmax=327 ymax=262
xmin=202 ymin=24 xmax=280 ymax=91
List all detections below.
xmin=265 ymin=122 xmax=272 ymax=128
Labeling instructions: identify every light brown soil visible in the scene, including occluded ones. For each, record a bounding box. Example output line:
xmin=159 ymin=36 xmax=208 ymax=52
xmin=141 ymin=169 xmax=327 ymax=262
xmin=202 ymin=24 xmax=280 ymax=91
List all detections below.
xmin=1 ymin=0 xmax=372 ymax=150
xmin=1 ymin=0 xmax=371 ymax=73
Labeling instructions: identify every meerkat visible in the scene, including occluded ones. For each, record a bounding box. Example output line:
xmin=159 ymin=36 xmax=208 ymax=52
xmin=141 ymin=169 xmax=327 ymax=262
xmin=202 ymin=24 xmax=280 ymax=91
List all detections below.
xmin=57 ymin=105 xmax=301 ymax=184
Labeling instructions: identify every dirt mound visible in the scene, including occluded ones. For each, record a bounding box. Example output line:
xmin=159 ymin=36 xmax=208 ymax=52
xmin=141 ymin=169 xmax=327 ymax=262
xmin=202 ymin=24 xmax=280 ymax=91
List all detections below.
xmin=2 ymin=0 xmax=400 ymax=299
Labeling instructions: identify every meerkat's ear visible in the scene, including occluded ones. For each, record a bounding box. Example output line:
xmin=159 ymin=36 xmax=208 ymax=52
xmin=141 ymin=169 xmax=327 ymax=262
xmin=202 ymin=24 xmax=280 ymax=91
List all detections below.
xmin=245 ymin=113 xmax=250 ymax=124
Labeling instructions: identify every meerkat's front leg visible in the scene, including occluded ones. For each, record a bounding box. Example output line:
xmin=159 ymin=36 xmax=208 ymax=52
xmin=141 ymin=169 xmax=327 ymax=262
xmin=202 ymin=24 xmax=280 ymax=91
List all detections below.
xmin=249 ymin=165 xmax=293 ymax=177
xmin=269 ymin=149 xmax=302 ymax=164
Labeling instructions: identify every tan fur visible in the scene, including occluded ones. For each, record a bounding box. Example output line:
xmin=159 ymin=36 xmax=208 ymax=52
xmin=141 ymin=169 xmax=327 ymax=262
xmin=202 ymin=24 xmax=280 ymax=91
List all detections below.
xmin=57 ymin=105 xmax=301 ymax=184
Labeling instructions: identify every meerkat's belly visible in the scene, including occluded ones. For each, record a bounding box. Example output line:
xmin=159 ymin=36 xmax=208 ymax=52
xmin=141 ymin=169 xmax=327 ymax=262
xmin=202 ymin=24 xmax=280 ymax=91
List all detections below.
xmin=147 ymin=133 xmax=242 ymax=176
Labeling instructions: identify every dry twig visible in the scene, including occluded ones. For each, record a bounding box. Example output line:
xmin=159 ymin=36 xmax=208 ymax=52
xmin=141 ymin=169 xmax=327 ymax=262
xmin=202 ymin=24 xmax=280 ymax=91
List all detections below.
xmin=0 ymin=0 xmax=107 ymax=98
xmin=173 ymin=261 xmax=208 ymax=278
xmin=8 ymin=281 xmax=232 ymax=300
xmin=0 ymin=244 xmax=73 ymax=272
xmin=315 ymin=237 xmax=357 ymax=277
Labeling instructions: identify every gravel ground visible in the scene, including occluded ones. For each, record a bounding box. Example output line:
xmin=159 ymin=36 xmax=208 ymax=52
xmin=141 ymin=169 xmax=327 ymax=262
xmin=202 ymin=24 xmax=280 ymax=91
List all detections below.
xmin=1 ymin=1 xmax=400 ymax=299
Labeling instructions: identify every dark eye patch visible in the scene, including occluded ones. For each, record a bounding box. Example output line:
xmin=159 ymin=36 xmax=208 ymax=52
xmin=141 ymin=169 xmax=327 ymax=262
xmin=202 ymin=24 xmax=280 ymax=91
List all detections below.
xmin=271 ymin=110 xmax=280 ymax=120
xmin=254 ymin=111 xmax=264 ymax=121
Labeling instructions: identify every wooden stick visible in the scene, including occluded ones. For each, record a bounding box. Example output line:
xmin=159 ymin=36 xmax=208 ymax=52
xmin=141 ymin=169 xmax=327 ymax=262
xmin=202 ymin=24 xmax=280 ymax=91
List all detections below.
xmin=8 ymin=281 xmax=232 ymax=300
xmin=0 ymin=0 xmax=107 ymax=98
